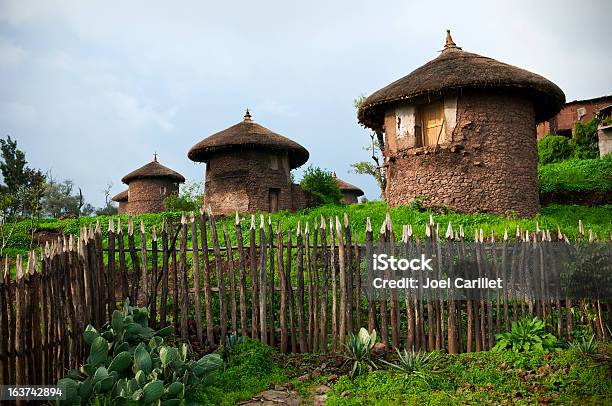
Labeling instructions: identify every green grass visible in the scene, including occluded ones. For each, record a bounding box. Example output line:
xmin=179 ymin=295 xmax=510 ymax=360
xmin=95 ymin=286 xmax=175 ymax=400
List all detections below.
xmin=325 ymin=347 xmax=612 ymax=405
xmin=192 ymin=338 xmax=287 ymax=405
xmin=538 ymin=156 xmax=612 ymax=194
xmin=4 ymin=202 xmax=612 ymax=260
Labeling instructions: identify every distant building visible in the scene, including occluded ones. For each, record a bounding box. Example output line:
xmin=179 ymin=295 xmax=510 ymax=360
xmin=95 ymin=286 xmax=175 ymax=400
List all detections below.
xmin=358 ymin=31 xmax=564 ymax=217
xmin=536 ymin=95 xmax=612 ymax=139
xmin=332 ymin=172 xmax=364 ymax=204
xmin=597 ymin=104 xmax=612 ymax=156
xmin=111 ymin=189 xmax=129 ymax=214
xmin=188 ymin=110 xmax=315 ymax=215
xmin=120 ymin=155 xmax=185 ymax=214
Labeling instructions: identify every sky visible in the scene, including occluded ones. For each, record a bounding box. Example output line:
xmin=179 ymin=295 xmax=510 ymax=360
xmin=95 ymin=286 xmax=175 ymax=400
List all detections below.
xmin=0 ymin=0 xmax=611 ymax=207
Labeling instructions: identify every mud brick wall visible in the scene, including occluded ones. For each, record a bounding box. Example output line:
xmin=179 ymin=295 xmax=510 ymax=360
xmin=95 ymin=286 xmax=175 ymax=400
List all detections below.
xmin=127 ymin=178 xmax=179 ymax=214
xmin=203 ymin=149 xmax=295 ymax=215
xmin=385 ymin=89 xmax=539 ymax=217
xmin=117 ymin=201 xmax=128 ymax=214
xmin=341 ymin=191 xmax=360 ymax=204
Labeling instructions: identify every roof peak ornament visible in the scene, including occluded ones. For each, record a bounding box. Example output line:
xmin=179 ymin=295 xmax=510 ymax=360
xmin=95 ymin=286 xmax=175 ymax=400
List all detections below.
xmin=442 ymin=29 xmax=462 ymax=52
xmin=244 ymin=108 xmax=252 ymax=122
xmin=153 ymin=151 xmax=158 ymax=162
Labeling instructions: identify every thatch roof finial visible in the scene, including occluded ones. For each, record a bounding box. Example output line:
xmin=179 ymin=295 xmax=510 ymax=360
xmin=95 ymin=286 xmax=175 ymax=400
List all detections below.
xmin=244 ymin=108 xmax=252 ymax=122
xmin=332 ymin=171 xmax=337 ymax=178
xmin=443 ymin=29 xmax=461 ymax=51
xmin=153 ymin=151 xmax=158 ymax=162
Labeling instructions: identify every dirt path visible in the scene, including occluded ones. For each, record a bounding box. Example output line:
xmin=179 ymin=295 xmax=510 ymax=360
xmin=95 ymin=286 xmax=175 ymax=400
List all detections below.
xmin=238 ymin=384 xmax=302 ymax=405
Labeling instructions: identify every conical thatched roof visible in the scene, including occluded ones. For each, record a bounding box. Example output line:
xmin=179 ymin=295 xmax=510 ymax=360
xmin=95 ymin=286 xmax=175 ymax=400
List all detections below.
xmin=333 ymin=172 xmax=364 ymax=196
xmin=121 ymin=156 xmax=185 ymax=184
xmin=188 ymin=110 xmax=309 ymax=169
xmin=111 ymin=189 xmax=128 ymax=202
xmin=358 ymin=31 xmax=565 ymax=130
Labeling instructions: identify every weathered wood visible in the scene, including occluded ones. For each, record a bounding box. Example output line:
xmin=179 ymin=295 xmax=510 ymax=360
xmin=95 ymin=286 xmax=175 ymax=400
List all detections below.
xmin=222 ymin=224 xmax=238 ymax=334
xmin=117 ymin=219 xmax=129 ymax=301
xmin=336 ymin=217 xmax=347 ymax=348
xmin=127 ymin=218 xmax=142 ymax=305
xmin=296 ymin=223 xmax=307 ymax=352
xmin=286 ymin=229 xmax=297 ymax=353
xmin=160 ymin=219 xmax=170 ymax=328
xmin=179 ymin=213 xmax=189 ymax=341
xmin=267 ymin=217 xmax=275 ymax=348
xmin=140 ymin=220 xmax=149 ymax=307
xmin=365 ymin=219 xmax=376 ymax=334
xmin=277 ymin=223 xmax=287 ymax=353
xmin=312 ymin=222 xmax=320 ymax=352
xmin=329 ymin=217 xmax=338 ymax=352
xmin=107 ymin=220 xmax=116 ymax=317
xmin=378 ymin=221 xmax=389 ymax=346
xmin=198 ymin=209 xmax=215 ymax=346
xmin=259 ymin=215 xmax=268 ymax=344
xmin=209 ymin=210 xmax=228 ymax=344
xmin=234 ymin=213 xmax=248 ymax=337
xmin=249 ymin=216 xmax=259 ymax=338
xmin=190 ymin=213 xmax=203 ymax=343
xmin=0 ymin=258 xmax=8 ymax=385
xmin=150 ymin=226 xmax=158 ymax=329
xmin=319 ymin=216 xmax=329 ymax=353
xmin=305 ymin=222 xmax=313 ymax=351
xmin=344 ymin=213 xmax=353 ymax=335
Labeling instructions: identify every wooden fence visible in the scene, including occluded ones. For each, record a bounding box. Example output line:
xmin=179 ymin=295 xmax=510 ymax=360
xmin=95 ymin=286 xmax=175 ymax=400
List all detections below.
xmin=1 ymin=210 xmax=611 ymax=386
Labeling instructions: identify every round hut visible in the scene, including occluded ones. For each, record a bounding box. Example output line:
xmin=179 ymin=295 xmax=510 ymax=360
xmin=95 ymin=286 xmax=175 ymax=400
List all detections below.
xmin=358 ymin=31 xmax=565 ymax=217
xmin=332 ymin=172 xmax=364 ymax=204
xmin=111 ymin=189 xmax=129 ymax=214
xmin=187 ymin=110 xmax=310 ymax=215
xmin=121 ymin=155 xmax=185 ymax=214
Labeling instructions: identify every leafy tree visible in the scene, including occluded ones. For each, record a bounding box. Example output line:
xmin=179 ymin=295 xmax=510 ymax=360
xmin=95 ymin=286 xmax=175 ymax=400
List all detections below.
xmin=300 ymin=166 xmax=342 ymax=205
xmin=42 ymin=178 xmax=91 ymax=218
xmin=0 ymin=135 xmax=28 ymax=195
xmin=164 ymin=181 xmax=204 ymax=212
xmin=352 ymin=96 xmax=386 ymax=197
xmin=572 ymin=118 xmax=599 ymax=159
xmin=537 ymin=134 xmax=574 ymax=164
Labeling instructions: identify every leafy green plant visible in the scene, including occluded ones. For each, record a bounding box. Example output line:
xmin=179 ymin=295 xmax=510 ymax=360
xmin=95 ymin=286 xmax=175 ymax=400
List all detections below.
xmin=493 ymin=317 xmax=560 ymax=353
xmin=344 ymin=328 xmax=378 ymax=379
xmin=572 ymin=118 xmax=599 ymax=159
xmin=569 ymin=334 xmax=597 ymax=355
xmin=299 ymin=165 xmax=343 ymax=205
xmin=538 ymin=134 xmax=574 ymax=164
xmin=381 ymin=348 xmax=437 ymax=384
xmin=222 ymin=332 xmax=245 ymax=366
xmin=538 ymin=156 xmax=612 ymax=194
xmin=58 ymin=299 xmax=222 ymax=405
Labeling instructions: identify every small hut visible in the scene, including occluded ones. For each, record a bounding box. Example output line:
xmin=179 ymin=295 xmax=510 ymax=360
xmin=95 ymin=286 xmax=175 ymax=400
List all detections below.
xmin=188 ymin=110 xmax=311 ymax=215
xmin=120 ymin=155 xmax=185 ymax=214
xmin=358 ymin=31 xmax=565 ymax=217
xmin=332 ymin=172 xmax=364 ymax=204
xmin=111 ymin=189 xmax=129 ymax=214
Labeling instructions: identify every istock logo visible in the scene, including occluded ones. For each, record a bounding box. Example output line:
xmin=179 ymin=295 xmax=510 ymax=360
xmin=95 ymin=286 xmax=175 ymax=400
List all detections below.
xmin=373 ymin=254 xmax=434 ymax=271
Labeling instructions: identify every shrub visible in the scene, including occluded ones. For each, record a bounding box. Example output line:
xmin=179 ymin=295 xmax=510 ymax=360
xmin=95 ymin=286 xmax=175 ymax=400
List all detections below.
xmin=493 ymin=317 xmax=560 ymax=353
xmin=344 ymin=328 xmax=378 ymax=379
xmin=572 ymin=118 xmax=599 ymax=159
xmin=569 ymin=334 xmax=597 ymax=355
xmin=299 ymin=166 xmax=343 ymax=205
xmin=58 ymin=299 xmax=222 ymax=405
xmin=538 ymin=134 xmax=574 ymax=164
xmin=381 ymin=348 xmax=437 ymax=384
xmin=164 ymin=181 xmax=204 ymax=212
xmin=538 ymin=156 xmax=612 ymax=194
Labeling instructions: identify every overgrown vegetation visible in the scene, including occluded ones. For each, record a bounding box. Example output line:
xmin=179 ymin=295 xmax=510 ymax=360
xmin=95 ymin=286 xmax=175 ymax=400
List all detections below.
xmin=163 ymin=181 xmax=204 ymax=213
xmin=493 ymin=317 xmax=560 ymax=353
xmin=537 ymin=118 xmax=600 ymax=164
xmin=344 ymin=328 xmax=378 ymax=379
xmin=538 ymin=156 xmax=612 ymax=194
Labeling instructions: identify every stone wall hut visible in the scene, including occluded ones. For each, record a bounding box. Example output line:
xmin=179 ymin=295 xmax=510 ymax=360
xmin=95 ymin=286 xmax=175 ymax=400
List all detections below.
xmin=111 ymin=189 xmax=129 ymax=214
xmin=332 ymin=172 xmax=364 ymax=204
xmin=120 ymin=156 xmax=185 ymax=214
xmin=357 ymin=31 xmax=565 ymax=217
xmin=188 ymin=110 xmax=311 ymax=215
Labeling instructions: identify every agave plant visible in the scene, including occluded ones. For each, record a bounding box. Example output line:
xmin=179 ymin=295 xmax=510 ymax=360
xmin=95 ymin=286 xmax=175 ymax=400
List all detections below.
xmin=493 ymin=317 xmax=559 ymax=353
xmin=381 ymin=348 xmax=437 ymax=384
xmin=344 ymin=328 xmax=378 ymax=379
xmin=58 ymin=298 xmax=222 ymax=405
xmin=569 ymin=334 xmax=597 ymax=355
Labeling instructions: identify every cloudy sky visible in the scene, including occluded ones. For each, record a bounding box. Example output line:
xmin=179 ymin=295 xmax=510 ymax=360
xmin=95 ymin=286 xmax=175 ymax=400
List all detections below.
xmin=0 ymin=0 xmax=610 ymax=207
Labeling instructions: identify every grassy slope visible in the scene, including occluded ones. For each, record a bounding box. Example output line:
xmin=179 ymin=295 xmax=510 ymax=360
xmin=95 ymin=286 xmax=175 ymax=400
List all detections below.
xmin=5 ymin=202 xmax=612 ymax=258
xmin=538 ymin=156 xmax=612 ymax=193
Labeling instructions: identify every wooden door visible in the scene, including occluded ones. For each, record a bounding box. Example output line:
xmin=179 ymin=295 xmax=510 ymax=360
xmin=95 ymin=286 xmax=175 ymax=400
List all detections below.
xmin=269 ymin=189 xmax=280 ymax=213
xmin=420 ymin=102 xmax=445 ymax=146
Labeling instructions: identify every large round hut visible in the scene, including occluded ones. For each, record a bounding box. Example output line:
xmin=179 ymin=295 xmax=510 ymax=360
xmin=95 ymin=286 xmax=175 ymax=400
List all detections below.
xmin=120 ymin=155 xmax=185 ymax=214
xmin=111 ymin=189 xmax=129 ymax=214
xmin=358 ymin=31 xmax=565 ymax=217
xmin=332 ymin=172 xmax=364 ymax=204
xmin=188 ymin=110 xmax=310 ymax=215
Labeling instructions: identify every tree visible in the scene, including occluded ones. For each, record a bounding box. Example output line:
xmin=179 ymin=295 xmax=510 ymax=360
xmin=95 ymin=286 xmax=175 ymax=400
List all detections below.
xmin=300 ymin=166 xmax=342 ymax=205
xmin=0 ymin=135 xmax=27 ymax=195
xmin=351 ymin=96 xmax=386 ymax=198
xmin=42 ymin=178 xmax=92 ymax=218
xmin=164 ymin=181 xmax=204 ymax=212
xmin=95 ymin=182 xmax=118 ymax=216
xmin=572 ymin=118 xmax=599 ymax=159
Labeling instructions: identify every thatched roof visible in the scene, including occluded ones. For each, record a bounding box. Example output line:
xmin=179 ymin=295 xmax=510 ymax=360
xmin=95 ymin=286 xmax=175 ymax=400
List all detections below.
xmin=121 ymin=157 xmax=185 ymax=184
xmin=188 ymin=110 xmax=309 ymax=169
xmin=333 ymin=172 xmax=364 ymax=196
xmin=111 ymin=189 xmax=128 ymax=202
xmin=358 ymin=31 xmax=565 ymax=130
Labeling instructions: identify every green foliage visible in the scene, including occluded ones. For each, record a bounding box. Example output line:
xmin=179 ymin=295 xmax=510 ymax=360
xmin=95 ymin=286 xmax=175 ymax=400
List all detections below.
xmin=344 ymin=328 xmax=378 ymax=379
xmin=538 ymin=134 xmax=574 ymax=164
xmin=568 ymin=334 xmax=597 ymax=355
xmin=163 ymin=181 xmax=204 ymax=212
xmin=194 ymin=338 xmax=286 ymax=405
xmin=299 ymin=166 xmax=343 ymax=205
xmin=43 ymin=179 xmax=91 ymax=218
xmin=493 ymin=317 xmax=560 ymax=353
xmin=58 ymin=299 xmax=222 ymax=405
xmin=381 ymin=348 xmax=437 ymax=384
xmin=572 ymin=118 xmax=599 ymax=159
xmin=538 ymin=156 xmax=612 ymax=194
